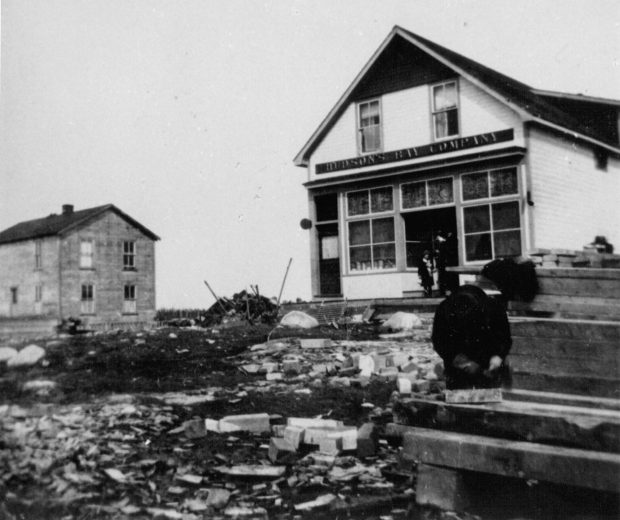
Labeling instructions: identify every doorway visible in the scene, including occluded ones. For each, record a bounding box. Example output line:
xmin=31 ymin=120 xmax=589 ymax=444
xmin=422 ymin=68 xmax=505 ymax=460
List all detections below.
xmin=402 ymin=207 xmax=457 ymax=288
xmin=317 ymin=223 xmax=341 ymax=296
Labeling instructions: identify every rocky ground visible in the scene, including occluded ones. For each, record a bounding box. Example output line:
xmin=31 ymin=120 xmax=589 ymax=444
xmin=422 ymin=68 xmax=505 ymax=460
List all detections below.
xmin=0 ymin=317 xmax=478 ymax=520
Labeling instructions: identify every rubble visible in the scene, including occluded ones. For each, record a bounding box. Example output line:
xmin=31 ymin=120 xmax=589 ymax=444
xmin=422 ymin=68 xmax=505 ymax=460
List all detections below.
xmin=6 ymin=344 xmax=45 ymax=367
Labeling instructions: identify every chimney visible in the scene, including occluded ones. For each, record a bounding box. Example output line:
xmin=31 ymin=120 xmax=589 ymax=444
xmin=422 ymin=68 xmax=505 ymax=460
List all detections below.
xmin=62 ymin=204 xmax=74 ymax=215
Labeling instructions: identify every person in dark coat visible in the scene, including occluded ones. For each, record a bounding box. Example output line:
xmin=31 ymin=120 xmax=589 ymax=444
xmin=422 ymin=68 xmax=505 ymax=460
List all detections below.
xmin=432 ymin=284 xmax=512 ymax=389
xmin=417 ymin=250 xmax=434 ymax=297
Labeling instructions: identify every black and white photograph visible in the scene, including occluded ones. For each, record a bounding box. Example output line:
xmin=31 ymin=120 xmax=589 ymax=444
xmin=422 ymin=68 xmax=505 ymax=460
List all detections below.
xmin=0 ymin=1 xmax=619 ymax=518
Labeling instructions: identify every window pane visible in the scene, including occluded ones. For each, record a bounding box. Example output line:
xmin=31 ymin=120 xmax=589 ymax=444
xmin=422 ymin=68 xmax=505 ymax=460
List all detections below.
xmin=350 ymin=246 xmax=371 ymax=271
xmin=372 ymin=218 xmax=394 ymax=243
xmin=446 ymin=108 xmax=459 ymax=136
xmin=443 ymin=82 xmax=457 ymax=108
xmin=491 ymin=168 xmax=518 ymax=196
xmin=434 ymin=112 xmax=448 ymax=138
xmin=347 ymin=191 xmax=369 ymax=216
xmin=492 ymin=201 xmax=520 ymax=230
xmin=465 ymin=233 xmax=492 ymax=261
xmin=372 ymin=244 xmax=396 ymax=269
xmin=315 ymin=194 xmax=338 ymax=222
xmin=464 ymin=205 xmax=490 ymax=233
xmin=433 ymin=85 xmax=446 ymax=110
xmin=321 ymin=236 xmax=339 ymax=259
xmin=494 ymin=230 xmax=522 ymax=257
xmin=370 ymin=187 xmax=393 ymax=212
xmin=349 ymin=220 xmax=370 ymax=245
xmin=462 ymin=172 xmax=489 ymax=200
xmin=361 ymin=126 xmax=381 ymax=152
xmin=428 ymin=178 xmax=453 ymax=205
xmin=360 ymin=101 xmax=379 ymax=126
xmin=402 ymin=182 xmax=426 ymax=208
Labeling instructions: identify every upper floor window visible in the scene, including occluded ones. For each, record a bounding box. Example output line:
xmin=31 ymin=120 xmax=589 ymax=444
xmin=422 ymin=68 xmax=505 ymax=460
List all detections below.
xmin=123 ymin=241 xmax=135 ymax=270
xmin=80 ymin=240 xmax=93 ymax=269
xmin=432 ymin=81 xmax=459 ymax=140
xmin=123 ymin=284 xmax=137 ymax=314
xmin=357 ymin=100 xmax=382 ymax=154
xmin=35 ymin=285 xmax=42 ymax=302
xmin=10 ymin=287 xmax=18 ymax=305
xmin=35 ymin=240 xmax=42 ymax=270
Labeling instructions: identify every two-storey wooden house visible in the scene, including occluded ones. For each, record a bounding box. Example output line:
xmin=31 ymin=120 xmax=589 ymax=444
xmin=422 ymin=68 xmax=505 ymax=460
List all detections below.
xmin=0 ymin=204 xmax=159 ymax=326
xmin=295 ymin=26 xmax=620 ymax=300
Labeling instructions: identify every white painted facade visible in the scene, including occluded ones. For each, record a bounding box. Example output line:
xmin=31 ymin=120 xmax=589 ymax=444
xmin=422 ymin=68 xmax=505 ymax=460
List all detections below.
xmin=297 ymin=29 xmax=620 ymax=301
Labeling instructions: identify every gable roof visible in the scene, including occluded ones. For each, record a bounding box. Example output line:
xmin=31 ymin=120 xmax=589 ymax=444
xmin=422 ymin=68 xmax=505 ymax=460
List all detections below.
xmin=294 ymin=26 xmax=620 ymax=166
xmin=0 ymin=204 xmax=160 ymax=245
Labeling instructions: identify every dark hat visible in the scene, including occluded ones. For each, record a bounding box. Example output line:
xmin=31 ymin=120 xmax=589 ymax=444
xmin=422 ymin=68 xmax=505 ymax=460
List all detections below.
xmin=446 ymin=285 xmax=488 ymax=330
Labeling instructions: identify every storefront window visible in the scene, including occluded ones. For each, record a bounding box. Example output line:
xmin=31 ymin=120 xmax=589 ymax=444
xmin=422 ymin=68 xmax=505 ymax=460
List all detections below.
xmin=347 ymin=187 xmax=393 ymax=216
xmin=402 ymin=177 xmax=453 ymax=210
xmin=464 ymin=201 xmax=521 ymax=261
xmin=348 ymin=217 xmax=395 ymax=271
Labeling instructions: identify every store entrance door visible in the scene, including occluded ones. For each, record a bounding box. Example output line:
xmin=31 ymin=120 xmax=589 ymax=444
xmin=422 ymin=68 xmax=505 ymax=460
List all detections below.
xmin=403 ymin=207 xmax=457 ymax=290
xmin=317 ymin=223 xmax=341 ymax=296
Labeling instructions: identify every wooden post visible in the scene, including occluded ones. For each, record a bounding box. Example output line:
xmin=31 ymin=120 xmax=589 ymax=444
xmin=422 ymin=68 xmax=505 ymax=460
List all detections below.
xmin=276 ymin=258 xmax=293 ymax=310
xmin=204 ymin=280 xmax=227 ymax=313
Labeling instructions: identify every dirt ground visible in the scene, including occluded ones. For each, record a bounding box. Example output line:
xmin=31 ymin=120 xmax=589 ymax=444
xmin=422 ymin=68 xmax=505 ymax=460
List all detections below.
xmin=0 ymin=321 xmax=457 ymax=520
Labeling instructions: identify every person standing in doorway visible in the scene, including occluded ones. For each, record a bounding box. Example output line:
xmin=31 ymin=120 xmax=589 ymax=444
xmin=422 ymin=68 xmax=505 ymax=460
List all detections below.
xmin=435 ymin=230 xmax=459 ymax=296
xmin=417 ymin=250 xmax=434 ymax=297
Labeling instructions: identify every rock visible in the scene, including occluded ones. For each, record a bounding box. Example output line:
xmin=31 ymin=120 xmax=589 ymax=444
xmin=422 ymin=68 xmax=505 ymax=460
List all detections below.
xmin=22 ymin=380 xmax=57 ymax=394
xmin=357 ymin=423 xmax=377 ymax=458
xmin=288 ymin=418 xmax=344 ymax=429
xmin=220 ymin=413 xmax=270 ymax=433
xmin=184 ymin=418 xmax=207 ymax=439
xmin=215 ymin=465 xmax=286 ymax=478
xmin=7 ymin=344 xmax=45 ymax=367
xmin=280 ymin=311 xmax=319 ymax=329
xmin=0 ymin=347 xmax=18 ymax=363
xmin=381 ymin=312 xmax=423 ymax=330
xmin=205 ymin=488 xmax=231 ymax=509
xmin=283 ymin=425 xmax=305 ymax=449
xmin=397 ymin=378 xmax=412 ymax=395
xmin=266 ymin=372 xmax=283 ymax=381
xmin=358 ymin=354 xmax=375 ymax=377
xmin=300 ymin=338 xmax=331 ymax=348
xmin=294 ymin=493 xmax=337 ymax=511
xmin=268 ymin=437 xmax=297 ymax=464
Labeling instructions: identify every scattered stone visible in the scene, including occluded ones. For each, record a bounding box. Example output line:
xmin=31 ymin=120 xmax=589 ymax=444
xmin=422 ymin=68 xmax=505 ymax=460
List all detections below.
xmin=215 ymin=465 xmax=286 ymax=479
xmin=280 ymin=311 xmax=319 ymax=329
xmin=397 ymin=378 xmax=412 ymax=395
xmin=294 ymin=493 xmax=337 ymax=511
xmin=22 ymin=380 xmax=57 ymax=393
xmin=220 ymin=413 xmax=270 ymax=433
xmin=7 ymin=344 xmax=45 ymax=367
xmin=268 ymin=437 xmax=297 ymax=464
xmin=381 ymin=312 xmax=423 ymax=331
xmin=205 ymin=488 xmax=231 ymax=508
xmin=184 ymin=418 xmax=207 ymax=439
xmin=283 ymin=425 xmax=305 ymax=449
xmin=0 ymin=346 xmax=18 ymax=363
xmin=300 ymin=338 xmax=331 ymax=349
xmin=357 ymin=423 xmax=378 ymax=458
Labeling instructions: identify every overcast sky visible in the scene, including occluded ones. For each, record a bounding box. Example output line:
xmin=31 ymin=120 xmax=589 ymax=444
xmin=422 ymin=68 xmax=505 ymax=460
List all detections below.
xmin=1 ymin=0 xmax=619 ymax=308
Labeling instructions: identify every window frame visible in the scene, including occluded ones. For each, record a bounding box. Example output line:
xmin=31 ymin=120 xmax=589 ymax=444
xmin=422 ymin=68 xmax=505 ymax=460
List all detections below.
xmin=400 ymin=176 xmax=455 ymax=212
xmin=346 ymin=186 xmax=394 ymax=218
xmin=123 ymin=241 xmax=136 ymax=270
xmin=123 ymin=284 xmax=137 ymax=314
xmin=431 ymin=80 xmax=460 ymax=141
xmin=80 ymin=284 xmax=95 ymax=315
xmin=460 ymin=167 xmax=522 ymax=264
xmin=34 ymin=240 xmax=42 ymax=270
xmin=79 ymin=240 xmax=94 ymax=269
xmin=35 ymin=285 xmax=42 ymax=303
xmin=356 ymin=98 xmax=383 ymax=155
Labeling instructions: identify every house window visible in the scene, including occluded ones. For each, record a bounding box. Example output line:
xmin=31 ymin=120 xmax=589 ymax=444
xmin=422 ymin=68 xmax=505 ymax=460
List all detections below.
xmin=432 ymin=81 xmax=459 ymax=140
xmin=35 ymin=240 xmax=42 ymax=270
xmin=123 ymin=241 xmax=135 ymax=269
xmin=401 ymin=177 xmax=454 ymax=210
xmin=10 ymin=287 xmax=18 ymax=305
xmin=348 ymin=217 xmax=395 ymax=271
xmin=80 ymin=284 xmax=95 ymax=314
xmin=358 ymin=99 xmax=381 ymax=154
xmin=80 ymin=240 xmax=94 ymax=269
xmin=462 ymin=168 xmax=521 ymax=262
xmin=35 ymin=285 xmax=42 ymax=302
xmin=123 ymin=285 xmax=137 ymax=314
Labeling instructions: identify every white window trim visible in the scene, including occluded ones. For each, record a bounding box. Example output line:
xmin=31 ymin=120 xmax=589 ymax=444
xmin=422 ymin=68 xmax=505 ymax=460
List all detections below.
xmin=345 ymin=186 xmax=394 ymax=219
xmin=123 ymin=284 xmax=137 ymax=314
xmin=399 ymin=175 xmax=456 ymax=212
xmin=356 ymin=98 xmax=383 ymax=155
xmin=430 ymin=80 xmax=460 ymax=142
xmin=461 ymin=200 xmax=523 ymax=264
xmin=346 ymin=215 xmax=397 ymax=275
xmin=80 ymin=284 xmax=95 ymax=315
xmin=123 ymin=241 xmax=136 ymax=269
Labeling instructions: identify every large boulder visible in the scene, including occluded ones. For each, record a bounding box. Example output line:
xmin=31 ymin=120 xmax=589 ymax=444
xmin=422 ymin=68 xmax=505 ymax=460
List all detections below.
xmin=0 ymin=347 xmax=18 ymax=363
xmin=381 ymin=311 xmax=423 ymax=331
xmin=7 ymin=344 xmax=46 ymax=368
xmin=280 ymin=311 xmax=319 ymax=329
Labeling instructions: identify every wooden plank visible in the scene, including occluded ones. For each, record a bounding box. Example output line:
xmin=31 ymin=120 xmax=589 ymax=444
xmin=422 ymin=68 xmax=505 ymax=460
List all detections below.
xmin=509 ymin=348 xmax=619 ymax=380
xmin=509 ymin=295 xmax=620 ymax=318
xmin=400 ymin=427 xmax=620 ymax=492
xmin=445 ymin=388 xmax=502 ymax=403
xmin=502 ymin=389 xmax=620 ymax=411
xmin=392 ymin=398 xmax=620 ymax=453
xmin=535 ymin=277 xmax=620 ymax=298
xmin=510 ymin=318 xmax=620 ymax=341
xmin=512 ymin=371 xmax=620 ymax=399
xmin=511 ymin=336 xmax=619 ymax=361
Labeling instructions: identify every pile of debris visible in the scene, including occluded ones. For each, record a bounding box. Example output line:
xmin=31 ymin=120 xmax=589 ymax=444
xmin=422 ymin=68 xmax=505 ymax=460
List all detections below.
xmin=204 ymin=289 xmax=279 ymax=327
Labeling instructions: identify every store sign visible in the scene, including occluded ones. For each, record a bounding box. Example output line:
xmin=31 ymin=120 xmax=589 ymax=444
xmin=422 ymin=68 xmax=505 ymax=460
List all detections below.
xmin=315 ymin=129 xmax=514 ymax=175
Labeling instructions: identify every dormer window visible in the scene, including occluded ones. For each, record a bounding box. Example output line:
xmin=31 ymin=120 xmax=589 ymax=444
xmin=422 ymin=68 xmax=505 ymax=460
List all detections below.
xmin=432 ymin=81 xmax=459 ymax=140
xmin=357 ymin=99 xmax=382 ymax=154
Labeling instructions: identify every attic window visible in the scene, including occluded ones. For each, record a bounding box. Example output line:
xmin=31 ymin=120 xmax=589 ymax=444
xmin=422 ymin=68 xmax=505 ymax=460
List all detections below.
xmin=432 ymin=81 xmax=459 ymax=140
xmin=357 ymin=99 xmax=382 ymax=154
xmin=594 ymin=148 xmax=608 ymax=170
